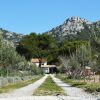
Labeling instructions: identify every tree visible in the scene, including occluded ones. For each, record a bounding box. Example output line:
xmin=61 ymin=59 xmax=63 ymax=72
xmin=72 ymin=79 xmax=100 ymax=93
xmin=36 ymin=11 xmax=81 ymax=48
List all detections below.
xmin=59 ymin=40 xmax=92 ymax=79
xmin=16 ymin=33 xmax=58 ymax=67
xmin=0 ymin=31 xmax=34 ymax=76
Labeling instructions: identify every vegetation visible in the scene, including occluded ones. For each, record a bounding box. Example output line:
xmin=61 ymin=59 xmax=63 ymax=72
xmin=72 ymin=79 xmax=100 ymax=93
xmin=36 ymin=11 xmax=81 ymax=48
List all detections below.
xmin=33 ymin=76 xmax=65 ymax=95
xmin=56 ymin=74 xmax=100 ymax=93
xmin=16 ymin=31 xmax=100 ymax=79
xmin=1 ymin=17 xmax=100 ymax=95
xmin=16 ymin=33 xmax=58 ymax=67
xmin=1 ymin=25 xmax=100 ymax=79
xmin=0 ymin=31 xmax=43 ymax=77
xmin=58 ymin=40 xmax=91 ymax=79
xmin=0 ymin=75 xmax=42 ymax=93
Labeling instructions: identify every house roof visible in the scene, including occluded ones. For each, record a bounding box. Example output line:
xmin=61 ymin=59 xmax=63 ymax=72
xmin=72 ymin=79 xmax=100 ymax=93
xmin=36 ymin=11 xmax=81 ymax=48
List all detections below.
xmin=41 ymin=65 xmax=56 ymax=68
xmin=31 ymin=58 xmax=47 ymax=63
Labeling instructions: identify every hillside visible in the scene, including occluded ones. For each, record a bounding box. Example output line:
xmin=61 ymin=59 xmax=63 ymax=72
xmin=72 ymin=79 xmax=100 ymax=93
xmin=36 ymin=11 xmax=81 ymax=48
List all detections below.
xmin=46 ymin=16 xmax=100 ymax=41
xmin=0 ymin=28 xmax=23 ymax=47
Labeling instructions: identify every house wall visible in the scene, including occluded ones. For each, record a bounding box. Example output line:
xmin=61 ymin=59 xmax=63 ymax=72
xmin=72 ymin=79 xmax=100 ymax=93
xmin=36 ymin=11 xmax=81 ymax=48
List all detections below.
xmin=42 ymin=67 xmax=49 ymax=73
xmin=85 ymin=69 xmax=91 ymax=76
xmin=35 ymin=63 xmax=39 ymax=67
xmin=35 ymin=62 xmax=47 ymax=67
xmin=43 ymin=62 xmax=47 ymax=65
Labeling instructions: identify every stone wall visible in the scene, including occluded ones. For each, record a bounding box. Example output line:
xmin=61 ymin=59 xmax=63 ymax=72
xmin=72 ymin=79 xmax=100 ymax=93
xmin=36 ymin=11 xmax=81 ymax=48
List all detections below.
xmin=0 ymin=76 xmax=32 ymax=87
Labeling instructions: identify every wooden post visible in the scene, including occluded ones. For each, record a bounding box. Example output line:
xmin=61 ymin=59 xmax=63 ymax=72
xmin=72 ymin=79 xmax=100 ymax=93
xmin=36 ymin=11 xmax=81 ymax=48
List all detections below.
xmin=93 ymin=72 xmax=95 ymax=83
xmin=99 ymin=74 xmax=100 ymax=82
xmin=84 ymin=67 xmax=85 ymax=82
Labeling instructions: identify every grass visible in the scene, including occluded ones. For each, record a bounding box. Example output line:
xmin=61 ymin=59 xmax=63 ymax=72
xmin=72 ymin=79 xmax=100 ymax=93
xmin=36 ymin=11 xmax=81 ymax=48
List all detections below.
xmin=81 ymin=83 xmax=100 ymax=93
xmin=33 ymin=75 xmax=65 ymax=96
xmin=0 ymin=75 xmax=43 ymax=93
xmin=56 ymin=74 xmax=100 ymax=93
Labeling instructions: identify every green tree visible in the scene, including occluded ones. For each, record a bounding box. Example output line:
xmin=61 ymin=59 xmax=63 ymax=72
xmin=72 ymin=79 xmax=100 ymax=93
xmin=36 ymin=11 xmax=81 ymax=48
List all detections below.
xmin=59 ymin=40 xmax=93 ymax=79
xmin=16 ymin=33 xmax=58 ymax=67
xmin=0 ymin=31 xmax=33 ymax=76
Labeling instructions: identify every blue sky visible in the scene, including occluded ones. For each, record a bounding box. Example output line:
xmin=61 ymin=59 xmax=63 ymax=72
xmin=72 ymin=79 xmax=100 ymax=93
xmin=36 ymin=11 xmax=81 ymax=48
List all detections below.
xmin=0 ymin=0 xmax=100 ymax=34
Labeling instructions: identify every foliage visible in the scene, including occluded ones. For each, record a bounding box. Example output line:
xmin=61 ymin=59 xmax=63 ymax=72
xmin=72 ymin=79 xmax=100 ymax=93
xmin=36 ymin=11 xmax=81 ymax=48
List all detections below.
xmin=29 ymin=63 xmax=43 ymax=75
xmin=58 ymin=40 xmax=92 ymax=79
xmin=16 ymin=33 xmax=58 ymax=67
xmin=90 ymin=39 xmax=100 ymax=73
xmin=58 ymin=65 xmax=67 ymax=73
xmin=84 ymin=84 xmax=100 ymax=92
xmin=0 ymin=32 xmax=41 ymax=76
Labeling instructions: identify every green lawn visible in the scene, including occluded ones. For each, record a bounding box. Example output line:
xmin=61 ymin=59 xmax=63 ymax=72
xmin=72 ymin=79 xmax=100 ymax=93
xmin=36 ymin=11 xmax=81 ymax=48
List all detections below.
xmin=56 ymin=74 xmax=100 ymax=93
xmin=0 ymin=75 xmax=43 ymax=93
xmin=33 ymin=75 xmax=66 ymax=96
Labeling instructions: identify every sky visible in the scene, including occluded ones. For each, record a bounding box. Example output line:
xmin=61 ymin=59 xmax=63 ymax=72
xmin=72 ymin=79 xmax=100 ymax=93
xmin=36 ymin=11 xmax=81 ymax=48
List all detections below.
xmin=0 ymin=0 xmax=100 ymax=34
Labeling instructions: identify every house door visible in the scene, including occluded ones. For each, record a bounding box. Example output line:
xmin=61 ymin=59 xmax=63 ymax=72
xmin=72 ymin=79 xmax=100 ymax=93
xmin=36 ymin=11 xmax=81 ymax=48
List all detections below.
xmin=49 ymin=67 xmax=57 ymax=73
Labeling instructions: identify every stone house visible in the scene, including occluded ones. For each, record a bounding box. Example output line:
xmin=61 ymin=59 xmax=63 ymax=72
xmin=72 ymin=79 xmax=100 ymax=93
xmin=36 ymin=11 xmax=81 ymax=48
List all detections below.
xmin=31 ymin=58 xmax=56 ymax=73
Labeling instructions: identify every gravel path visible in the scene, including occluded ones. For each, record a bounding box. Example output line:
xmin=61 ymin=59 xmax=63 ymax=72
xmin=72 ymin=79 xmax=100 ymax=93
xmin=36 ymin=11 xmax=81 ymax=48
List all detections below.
xmin=50 ymin=74 xmax=99 ymax=100
xmin=0 ymin=96 xmax=97 ymax=100
xmin=0 ymin=75 xmax=48 ymax=98
xmin=0 ymin=74 xmax=100 ymax=100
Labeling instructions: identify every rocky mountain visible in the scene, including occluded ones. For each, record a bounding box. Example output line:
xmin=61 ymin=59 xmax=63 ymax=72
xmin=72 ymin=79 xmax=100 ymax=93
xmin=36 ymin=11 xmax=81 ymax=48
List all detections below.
xmin=46 ymin=16 xmax=100 ymax=41
xmin=1 ymin=16 xmax=100 ymax=46
xmin=0 ymin=28 xmax=23 ymax=47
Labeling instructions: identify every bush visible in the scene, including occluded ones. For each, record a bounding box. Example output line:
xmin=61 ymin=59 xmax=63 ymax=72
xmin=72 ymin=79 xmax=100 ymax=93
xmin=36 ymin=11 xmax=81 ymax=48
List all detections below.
xmin=84 ymin=84 xmax=100 ymax=92
xmin=0 ymin=32 xmax=43 ymax=76
xmin=30 ymin=64 xmax=43 ymax=75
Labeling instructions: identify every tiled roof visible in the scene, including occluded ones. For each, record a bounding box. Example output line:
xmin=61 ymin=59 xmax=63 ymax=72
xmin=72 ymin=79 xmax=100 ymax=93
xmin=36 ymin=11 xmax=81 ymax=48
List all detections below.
xmin=31 ymin=58 xmax=47 ymax=63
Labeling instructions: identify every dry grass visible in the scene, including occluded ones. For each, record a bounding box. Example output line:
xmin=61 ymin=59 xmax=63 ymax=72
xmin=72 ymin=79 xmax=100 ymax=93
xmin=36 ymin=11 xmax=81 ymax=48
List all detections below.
xmin=56 ymin=74 xmax=100 ymax=93
xmin=0 ymin=75 xmax=42 ymax=93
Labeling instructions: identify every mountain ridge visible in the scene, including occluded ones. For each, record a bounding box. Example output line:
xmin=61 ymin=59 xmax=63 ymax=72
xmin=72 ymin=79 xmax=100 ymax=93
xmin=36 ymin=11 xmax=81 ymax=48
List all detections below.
xmin=0 ymin=28 xmax=23 ymax=47
xmin=1 ymin=16 xmax=100 ymax=46
xmin=46 ymin=16 xmax=100 ymax=41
